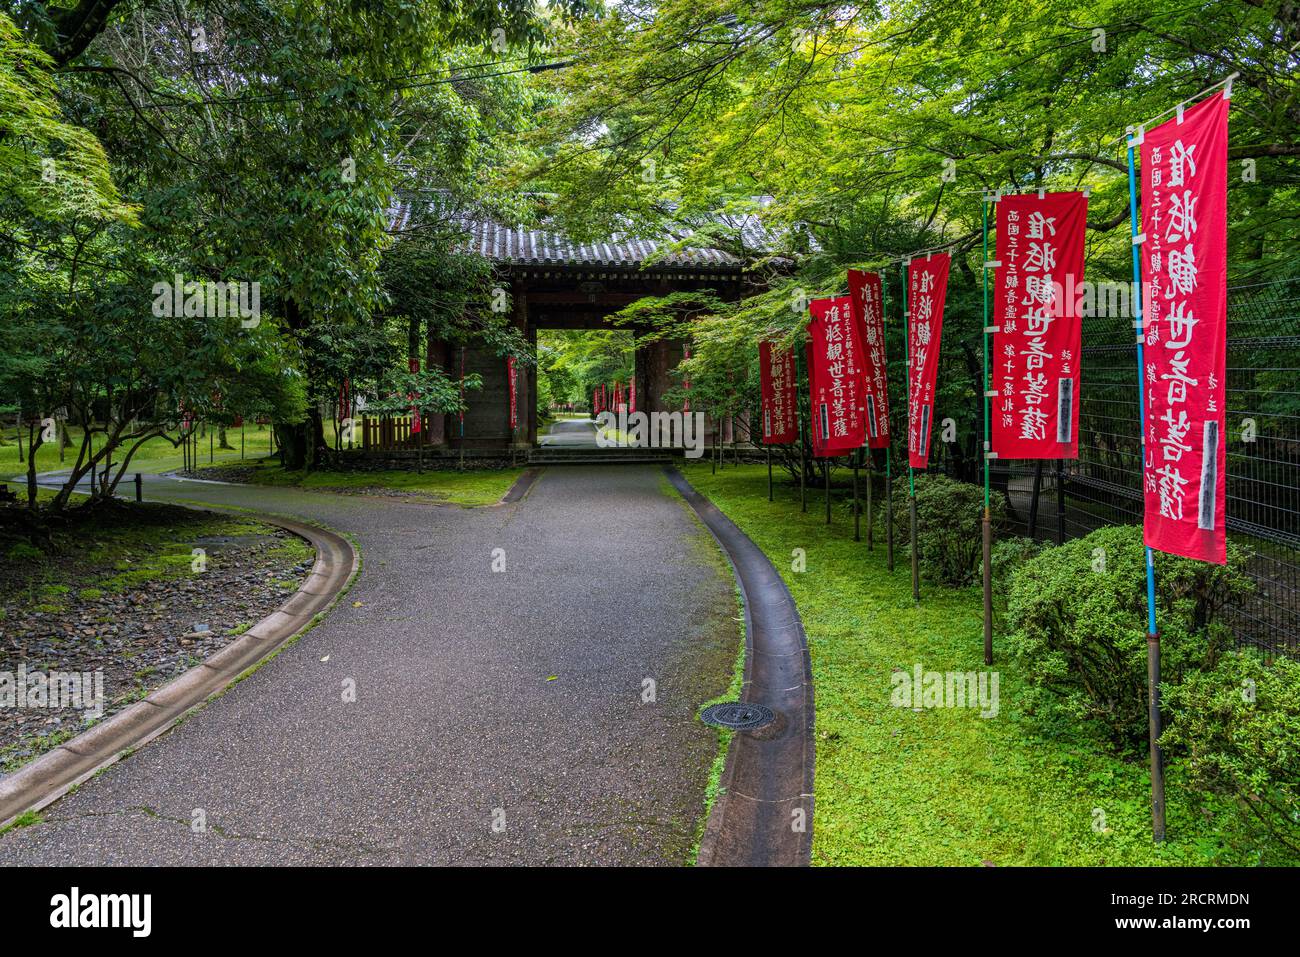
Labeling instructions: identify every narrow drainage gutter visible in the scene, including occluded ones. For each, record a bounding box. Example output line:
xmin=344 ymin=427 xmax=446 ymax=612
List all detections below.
xmin=665 ymin=467 xmax=815 ymax=867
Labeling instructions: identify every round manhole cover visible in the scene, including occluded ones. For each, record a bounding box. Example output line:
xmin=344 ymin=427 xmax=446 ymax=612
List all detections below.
xmin=700 ymin=702 xmax=776 ymax=731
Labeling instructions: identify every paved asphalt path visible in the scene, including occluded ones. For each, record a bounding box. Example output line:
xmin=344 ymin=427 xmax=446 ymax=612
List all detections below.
xmin=0 ymin=466 xmax=740 ymax=865
xmin=538 ymin=417 xmax=600 ymax=447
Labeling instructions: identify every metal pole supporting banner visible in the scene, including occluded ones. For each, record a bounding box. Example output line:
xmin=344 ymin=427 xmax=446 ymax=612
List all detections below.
xmin=886 ymin=448 xmax=894 ymax=570
xmin=800 ymin=425 xmax=806 ymax=511
xmin=903 ymin=261 xmax=919 ymax=601
xmin=459 ymin=346 xmax=466 ymax=470
xmin=1028 ymin=459 xmax=1044 ymax=537
xmin=981 ymin=196 xmax=995 ymax=666
xmin=797 ymin=349 xmax=807 ymax=513
xmin=1127 ymin=128 xmax=1166 ymax=844
xmin=853 ymin=449 xmax=860 ymax=542
xmin=866 ymin=449 xmax=874 ymax=549
xmin=825 ymin=459 xmax=831 ymax=524
xmin=910 ymin=495 xmax=919 ymax=599
xmin=880 ymin=274 xmax=892 ymax=568
xmin=1056 ymin=458 xmax=1067 ymax=546
xmin=767 ymin=446 xmax=773 ymax=501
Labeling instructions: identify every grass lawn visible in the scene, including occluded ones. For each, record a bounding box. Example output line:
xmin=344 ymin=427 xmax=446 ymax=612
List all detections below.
xmin=1 ymin=422 xmax=280 ymax=481
xmin=212 ymin=459 xmax=526 ymax=507
xmin=679 ymin=461 xmax=1296 ymax=867
xmin=2 ymin=423 xmax=520 ymax=507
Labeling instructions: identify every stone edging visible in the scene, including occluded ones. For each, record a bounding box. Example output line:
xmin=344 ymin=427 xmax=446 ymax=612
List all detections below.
xmin=0 ymin=511 xmax=358 ymax=829
xmin=663 ymin=467 xmax=815 ymax=867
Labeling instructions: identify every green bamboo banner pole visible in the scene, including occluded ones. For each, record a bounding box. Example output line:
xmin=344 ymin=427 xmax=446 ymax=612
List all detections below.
xmin=981 ymin=195 xmax=995 ymax=666
xmin=865 ymin=447 xmax=873 ymax=549
xmin=824 ymin=457 xmax=832 ymax=524
xmin=797 ymin=348 xmax=807 ymax=512
xmin=767 ymin=445 xmax=773 ymax=501
xmin=886 ymin=448 xmax=893 ymax=568
xmin=853 ymin=447 xmax=861 ymax=542
xmin=903 ymin=261 xmax=919 ymax=602
xmin=1127 ymin=123 xmax=1165 ymax=843
xmin=882 ymin=274 xmax=894 ymax=571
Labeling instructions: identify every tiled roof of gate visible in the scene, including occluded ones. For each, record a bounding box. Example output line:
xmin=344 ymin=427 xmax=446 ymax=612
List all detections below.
xmin=388 ymin=202 xmax=776 ymax=270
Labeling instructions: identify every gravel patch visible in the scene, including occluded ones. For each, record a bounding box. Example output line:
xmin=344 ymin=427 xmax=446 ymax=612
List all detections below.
xmin=0 ymin=505 xmax=313 ymax=774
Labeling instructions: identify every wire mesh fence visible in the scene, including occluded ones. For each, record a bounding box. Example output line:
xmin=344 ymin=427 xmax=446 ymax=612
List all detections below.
xmin=932 ymin=277 xmax=1300 ymax=656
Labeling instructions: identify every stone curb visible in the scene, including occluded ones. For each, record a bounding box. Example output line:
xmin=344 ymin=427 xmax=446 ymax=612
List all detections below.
xmin=664 ymin=467 xmax=815 ymax=867
xmin=0 ymin=510 xmax=359 ymax=829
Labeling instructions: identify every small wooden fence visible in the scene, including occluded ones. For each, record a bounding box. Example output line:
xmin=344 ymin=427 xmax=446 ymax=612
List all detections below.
xmin=361 ymin=416 xmax=422 ymax=452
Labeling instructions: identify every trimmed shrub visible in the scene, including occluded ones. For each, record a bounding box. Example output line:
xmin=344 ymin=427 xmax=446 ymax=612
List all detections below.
xmin=886 ymin=473 xmax=1005 ymax=587
xmin=1004 ymin=525 xmax=1252 ymax=750
xmin=1162 ymin=652 xmax=1300 ymax=852
xmin=991 ymin=535 xmax=1047 ymax=590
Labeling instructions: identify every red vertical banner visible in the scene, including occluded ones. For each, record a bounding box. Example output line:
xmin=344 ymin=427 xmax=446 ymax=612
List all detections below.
xmin=847 ymin=269 xmax=892 ymax=449
xmin=806 ymin=295 xmax=866 ymax=456
xmin=337 ymin=378 xmax=351 ymax=422
xmin=991 ymin=191 xmax=1088 ymax=459
xmin=1140 ymin=92 xmax=1229 ymax=564
xmin=804 ymin=343 xmax=823 ymax=457
xmin=759 ymin=340 xmax=798 ymax=444
xmin=408 ymin=357 xmax=421 ymax=433
xmin=507 ymin=356 xmax=518 ymax=431
xmin=906 ymin=253 xmax=950 ymax=469
xmin=630 ymin=374 xmax=637 ymax=414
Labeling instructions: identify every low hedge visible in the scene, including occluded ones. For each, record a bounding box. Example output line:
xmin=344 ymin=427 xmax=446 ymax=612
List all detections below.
xmin=1003 ymin=525 xmax=1253 ymax=750
xmin=885 ymin=473 xmax=1006 ymax=588
xmin=1162 ymin=651 xmax=1300 ymax=853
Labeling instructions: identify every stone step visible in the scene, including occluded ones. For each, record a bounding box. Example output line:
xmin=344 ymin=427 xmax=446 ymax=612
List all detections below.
xmin=528 ymin=450 xmax=675 ymax=465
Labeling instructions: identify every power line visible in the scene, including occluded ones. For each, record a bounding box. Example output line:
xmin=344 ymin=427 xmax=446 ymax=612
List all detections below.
xmin=81 ymin=58 xmax=576 ymax=115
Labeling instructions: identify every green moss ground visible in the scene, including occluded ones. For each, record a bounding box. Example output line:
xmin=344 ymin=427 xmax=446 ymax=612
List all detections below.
xmin=679 ymin=461 xmax=1296 ymax=867
xmin=223 ymin=460 xmax=525 ymax=507
xmin=2 ymin=422 xmax=521 ymax=507
xmin=0 ymin=423 xmax=280 ymax=480
xmin=2 ymin=507 xmax=293 ymax=615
